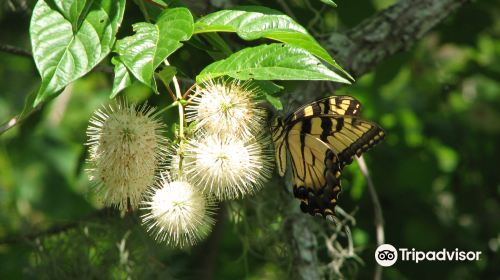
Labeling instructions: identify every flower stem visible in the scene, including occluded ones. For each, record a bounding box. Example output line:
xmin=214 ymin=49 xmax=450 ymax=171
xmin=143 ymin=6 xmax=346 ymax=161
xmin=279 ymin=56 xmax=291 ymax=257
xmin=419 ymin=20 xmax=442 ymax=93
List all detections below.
xmin=152 ymin=101 xmax=178 ymax=117
xmin=173 ymin=76 xmax=183 ymax=141
xmin=164 ymin=60 xmax=185 ymax=176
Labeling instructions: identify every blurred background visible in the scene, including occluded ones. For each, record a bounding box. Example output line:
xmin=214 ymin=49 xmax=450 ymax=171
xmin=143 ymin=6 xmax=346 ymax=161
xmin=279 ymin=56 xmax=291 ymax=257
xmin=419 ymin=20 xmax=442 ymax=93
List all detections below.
xmin=0 ymin=0 xmax=499 ymax=279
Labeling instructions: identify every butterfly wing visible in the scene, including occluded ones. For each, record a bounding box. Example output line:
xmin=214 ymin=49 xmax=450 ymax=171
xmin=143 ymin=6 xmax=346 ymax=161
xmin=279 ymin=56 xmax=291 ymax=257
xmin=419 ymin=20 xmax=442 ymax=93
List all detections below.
xmin=289 ymin=115 xmax=385 ymax=168
xmin=289 ymin=95 xmax=362 ymax=121
xmin=272 ymin=95 xmax=384 ymax=217
xmin=287 ymin=131 xmax=342 ymax=216
xmin=271 ymin=118 xmax=287 ymax=176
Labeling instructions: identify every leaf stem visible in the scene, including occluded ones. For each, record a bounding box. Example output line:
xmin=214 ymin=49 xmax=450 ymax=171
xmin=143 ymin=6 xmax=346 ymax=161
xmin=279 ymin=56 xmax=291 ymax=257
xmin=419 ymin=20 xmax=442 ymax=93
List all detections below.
xmin=152 ymin=101 xmax=179 ymax=117
xmin=165 ymin=60 xmax=184 ymax=176
xmin=143 ymin=0 xmax=167 ymax=8
xmin=136 ymin=0 xmax=151 ymax=22
xmin=172 ymin=74 xmax=183 ymax=140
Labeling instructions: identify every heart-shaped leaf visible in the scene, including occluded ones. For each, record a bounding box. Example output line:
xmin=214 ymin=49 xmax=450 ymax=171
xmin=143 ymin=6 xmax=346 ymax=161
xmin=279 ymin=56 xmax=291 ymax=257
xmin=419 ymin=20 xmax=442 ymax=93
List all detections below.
xmin=110 ymin=57 xmax=132 ymax=98
xmin=115 ymin=8 xmax=194 ymax=91
xmin=197 ymin=43 xmax=351 ymax=84
xmin=194 ymin=6 xmax=350 ymax=79
xmin=30 ymin=0 xmax=126 ymax=106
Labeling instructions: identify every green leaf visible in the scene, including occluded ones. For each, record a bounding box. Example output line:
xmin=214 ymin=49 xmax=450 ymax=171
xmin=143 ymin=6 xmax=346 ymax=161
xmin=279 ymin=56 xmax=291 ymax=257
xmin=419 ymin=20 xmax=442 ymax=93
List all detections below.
xmin=157 ymin=66 xmax=177 ymax=87
xmin=265 ymin=94 xmax=283 ymax=110
xmin=202 ymin=33 xmax=233 ymax=58
xmin=188 ymin=33 xmax=232 ymax=61
xmin=197 ymin=44 xmax=351 ymax=84
xmin=110 ymin=57 xmax=132 ymax=98
xmin=249 ymin=80 xmax=284 ymax=95
xmin=320 ymin=0 xmax=337 ymax=7
xmin=115 ymin=7 xmax=194 ymax=91
xmin=194 ymin=6 xmax=350 ymax=79
xmin=152 ymin=0 xmax=168 ymax=6
xmin=30 ymin=0 xmax=126 ymax=106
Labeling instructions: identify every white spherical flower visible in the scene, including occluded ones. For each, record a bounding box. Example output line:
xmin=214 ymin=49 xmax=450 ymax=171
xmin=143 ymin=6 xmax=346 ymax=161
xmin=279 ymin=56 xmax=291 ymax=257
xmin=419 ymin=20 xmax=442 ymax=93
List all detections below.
xmin=86 ymin=101 xmax=169 ymax=211
xmin=141 ymin=176 xmax=215 ymax=247
xmin=184 ymin=134 xmax=273 ymax=200
xmin=186 ymin=79 xmax=266 ymax=139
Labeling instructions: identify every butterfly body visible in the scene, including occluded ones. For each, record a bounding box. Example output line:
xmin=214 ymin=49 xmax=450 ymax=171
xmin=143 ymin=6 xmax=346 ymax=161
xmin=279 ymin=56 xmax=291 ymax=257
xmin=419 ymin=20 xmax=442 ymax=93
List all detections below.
xmin=271 ymin=96 xmax=385 ymax=217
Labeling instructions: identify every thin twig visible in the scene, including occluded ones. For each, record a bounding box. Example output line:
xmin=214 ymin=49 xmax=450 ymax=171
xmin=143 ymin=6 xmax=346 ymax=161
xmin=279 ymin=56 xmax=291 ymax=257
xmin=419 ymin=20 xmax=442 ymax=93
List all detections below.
xmin=304 ymin=0 xmax=327 ymax=37
xmin=0 ymin=222 xmax=77 ymax=245
xmin=0 ymin=209 xmax=115 ymax=245
xmin=166 ymin=85 xmax=176 ymax=101
xmin=0 ymin=42 xmax=113 ymax=135
xmin=0 ymin=43 xmax=32 ymax=58
xmin=0 ymin=104 xmax=41 ymax=136
xmin=143 ymin=0 xmax=167 ymax=8
xmin=182 ymin=83 xmax=197 ymax=99
xmin=0 ymin=43 xmax=113 ymax=74
xmin=164 ymin=60 xmax=185 ymax=175
xmin=276 ymin=0 xmax=297 ymax=19
xmin=136 ymin=0 xmax=152 ymax=22
xmin=93 ymin=64 xmax=114 ymax=74
xmin=356 ymin=155 xmax=384 ymax=280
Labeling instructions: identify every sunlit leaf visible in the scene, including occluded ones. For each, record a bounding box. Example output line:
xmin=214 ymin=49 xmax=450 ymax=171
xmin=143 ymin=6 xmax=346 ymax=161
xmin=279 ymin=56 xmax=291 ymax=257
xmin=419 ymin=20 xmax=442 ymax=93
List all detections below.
xmin=197 ymin=43 xmax=351 ymax=84
xmin=30 ymin=0 xmax=126 ymax=106
xmin=249 ymin=80 xmax=284 ymax=95
xmin=110 ymin=57 xmax=132 ymax=98
xmin=194 ymin=6 xmax=350 ymax=79
xmin=115 ymin=7 xmax=194 ymax=91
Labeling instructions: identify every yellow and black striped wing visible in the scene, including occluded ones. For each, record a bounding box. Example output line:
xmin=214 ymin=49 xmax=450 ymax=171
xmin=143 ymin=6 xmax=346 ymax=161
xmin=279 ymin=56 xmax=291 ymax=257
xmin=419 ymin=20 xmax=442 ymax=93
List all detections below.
xmin=289 ymin=95 xmax=362 ymax=121
xmin=271 ymin=118 xmax=287 ymax=177
xmin=286 ymin=132 xmax=343 ymax=216
xmin=289 ymin=115 xmax=385 ymax=168
xmin=271 ymin=95 xmax=385 ymax=217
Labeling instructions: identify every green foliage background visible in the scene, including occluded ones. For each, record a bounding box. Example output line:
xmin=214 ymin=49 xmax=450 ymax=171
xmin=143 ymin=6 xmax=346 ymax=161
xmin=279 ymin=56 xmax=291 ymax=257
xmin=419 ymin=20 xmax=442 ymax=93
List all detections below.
xmin=0 ymin=0 xmax=499 ymax=279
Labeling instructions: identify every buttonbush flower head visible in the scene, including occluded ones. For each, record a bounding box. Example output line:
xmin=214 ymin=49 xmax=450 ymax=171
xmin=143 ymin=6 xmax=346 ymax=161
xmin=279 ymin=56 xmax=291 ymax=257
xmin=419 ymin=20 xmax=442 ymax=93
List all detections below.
xmin=184 ymin=133 xmax=273 ymax=200
xmin=141 ymin=175 xmax=215 ymax=247
xmin=186 ymin=79 xmax=266 ymax=139
xmin=86 ymin=101 xmax=168 ymax=211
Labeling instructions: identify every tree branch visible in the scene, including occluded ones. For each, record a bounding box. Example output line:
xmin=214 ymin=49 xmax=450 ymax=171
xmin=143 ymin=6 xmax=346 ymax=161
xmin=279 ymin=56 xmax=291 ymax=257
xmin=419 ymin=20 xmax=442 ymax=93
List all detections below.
xmin=329 ymin=0 xmax=470 ymax=78
xmin=0 ymin=209 xmax=116 ymax=245
xmin=0 ymin=43 xmax=32 ymax=58
xmin=285 ymin=212 xmax=323 ymax=280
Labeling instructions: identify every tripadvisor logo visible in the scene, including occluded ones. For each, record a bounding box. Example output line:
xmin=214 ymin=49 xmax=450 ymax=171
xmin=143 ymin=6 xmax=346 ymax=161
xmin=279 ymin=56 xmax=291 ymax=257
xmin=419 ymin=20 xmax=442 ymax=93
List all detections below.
xmin=375 ymin=244 xmax=482 ymax=267
xmin=375 ymin=244 xmax=398 ymax=267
